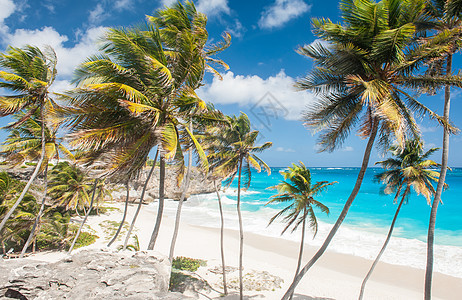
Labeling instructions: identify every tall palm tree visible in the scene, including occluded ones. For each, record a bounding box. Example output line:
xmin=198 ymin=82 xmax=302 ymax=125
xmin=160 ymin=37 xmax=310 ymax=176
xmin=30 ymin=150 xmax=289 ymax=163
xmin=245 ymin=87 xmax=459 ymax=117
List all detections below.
xmin=267 ymin=162 xmax=333 ymax=300
xmin=148 ymin=0 xmax=230 ymax=260
xmin=359 ymin=139 xmax=441 ymax=299
xmin=424 ymin=2 xmax=462 ymax=297
xmin=0 ymin=111 xmax=74 ymax=257
xmin=0 ymin=45 xmax=58 ymax=234
xmin=282 ymin=0 xmax=462 ymax=298
xmin=208 ymin=113 xmax=272 ymax=300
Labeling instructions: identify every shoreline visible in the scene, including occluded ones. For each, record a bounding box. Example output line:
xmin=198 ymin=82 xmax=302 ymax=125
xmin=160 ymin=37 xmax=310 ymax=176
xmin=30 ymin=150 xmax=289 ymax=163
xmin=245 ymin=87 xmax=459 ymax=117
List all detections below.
xmin=26 ymin=200 xmax=462 ymax=299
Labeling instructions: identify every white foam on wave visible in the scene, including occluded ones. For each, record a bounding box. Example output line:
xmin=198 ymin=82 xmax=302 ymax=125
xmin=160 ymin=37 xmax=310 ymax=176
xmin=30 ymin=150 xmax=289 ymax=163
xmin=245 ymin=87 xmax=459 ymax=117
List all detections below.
xmin=150 ymin=192 xmax=462 ymax=279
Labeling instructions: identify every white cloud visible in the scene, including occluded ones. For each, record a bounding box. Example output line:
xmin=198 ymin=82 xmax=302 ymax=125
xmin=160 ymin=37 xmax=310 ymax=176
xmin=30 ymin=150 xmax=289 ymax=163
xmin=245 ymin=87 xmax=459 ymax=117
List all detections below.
xmin=259 ymin=0 xmax=311 ymax=29
xmin=227 ymin=19 xmax=245 ymax=39
xmin=50 ymin=79 xmax=73 ymax=94
xmin=89 ymin=4 xmax=110 ymax=25
xmin=341 ymin=146 xmax=354 ymax=152
xmin=196 ymin=0 xmax=230 ymax=17
xmin=114 ymin=0 xmax=135 ymax=10
xmin=4 ymin=26 xmax=107 ymax=77
xmin=161 ymin=0 xmax=177 ymax=6
xmin=276 ymin=147 xmax=296 ymax=153
xmin=419 ymin=124 xmax=438 ymax=133
xmin=198 ymin=70 xmax=316 ymax=121
xmin=0 ymin=0 xmax=16 ymax=34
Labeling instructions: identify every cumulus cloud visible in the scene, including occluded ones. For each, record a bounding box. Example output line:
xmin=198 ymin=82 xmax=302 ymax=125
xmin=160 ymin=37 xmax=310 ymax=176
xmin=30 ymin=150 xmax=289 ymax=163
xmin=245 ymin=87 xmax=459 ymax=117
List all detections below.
xmin=0 ymin=0 xmax=16 ymax=33
xmin=341 ymin=146 xmax=354 ymax=152
xmin=259 ymin=0 xmax=311 ymax=29
xmin=198 ymin=70 xmax=316 ymax=121
xmin=227 ymin=19 xmax=245 ymax=39
xmin=197 ymin=0 xmax=230 ymax=17
xmin=161 ymin=0 xmax=177 ymax=6
xmin=4 ymin=26 xmax=107 ymax=77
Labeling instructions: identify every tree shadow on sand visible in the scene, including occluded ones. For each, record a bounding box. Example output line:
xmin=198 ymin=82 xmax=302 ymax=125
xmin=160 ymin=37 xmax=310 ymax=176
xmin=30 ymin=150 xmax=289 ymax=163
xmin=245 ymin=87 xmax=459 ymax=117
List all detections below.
xmin=214 ymin=292 xmax=335 ymax=300
xmin=292 ymin=294 xmax=335 ymax=300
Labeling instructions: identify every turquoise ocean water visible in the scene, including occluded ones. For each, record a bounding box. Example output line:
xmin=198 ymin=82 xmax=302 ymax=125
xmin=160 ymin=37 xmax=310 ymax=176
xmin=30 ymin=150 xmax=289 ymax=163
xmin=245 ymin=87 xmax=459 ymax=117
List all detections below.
xmin=240 ymin=167 xmax=462 ymax=247
xmin=157 ymin=167 xmax=462 ymax=277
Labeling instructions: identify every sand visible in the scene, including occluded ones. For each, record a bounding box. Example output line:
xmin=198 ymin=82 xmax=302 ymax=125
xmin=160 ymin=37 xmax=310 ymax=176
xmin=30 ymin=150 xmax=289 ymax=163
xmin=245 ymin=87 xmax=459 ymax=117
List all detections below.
xmin=27 ymin=200 xmax=462 ymax=300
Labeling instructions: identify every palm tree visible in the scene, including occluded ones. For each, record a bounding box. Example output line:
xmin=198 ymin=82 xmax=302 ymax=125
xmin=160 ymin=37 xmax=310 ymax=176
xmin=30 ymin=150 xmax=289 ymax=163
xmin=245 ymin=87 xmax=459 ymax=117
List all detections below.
xmin=0 ymin=111 xmax=74 ymax=257
xmin=424 ymin=2 xmax=462 ymax=297
xmin=207 ymin=113 xmax=272 ymax=300
xmin=148 ymin=0 xmax=230 ymax=260
xmin=359 ymin=139 xmax=441 ymax=299
xmin=267 ymin=162 xmax=333 ymax=300
xmin=48 ymin=162 xmax=92 ymax=213
xmin=282 ymin=0 xmax=462 ymax=298
xmin=66 ymin=4 xmax=217 ymax=250
xmin=0 ymin=45 xmax=58 ymax=235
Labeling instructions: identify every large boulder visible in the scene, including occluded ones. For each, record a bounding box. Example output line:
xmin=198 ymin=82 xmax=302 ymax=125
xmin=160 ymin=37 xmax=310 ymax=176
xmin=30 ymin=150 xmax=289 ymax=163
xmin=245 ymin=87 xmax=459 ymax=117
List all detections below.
xmin=0 ymin=249 xmax=190 ymax=299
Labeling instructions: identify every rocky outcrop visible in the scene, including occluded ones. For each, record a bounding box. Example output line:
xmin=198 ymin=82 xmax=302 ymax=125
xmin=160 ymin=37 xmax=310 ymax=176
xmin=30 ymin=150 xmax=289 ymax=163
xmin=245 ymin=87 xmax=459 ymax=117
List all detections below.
xmin=0 ymin=249 xmax=191 ymax=299
xmin=115 ymin=166 xmax=219 ymax=202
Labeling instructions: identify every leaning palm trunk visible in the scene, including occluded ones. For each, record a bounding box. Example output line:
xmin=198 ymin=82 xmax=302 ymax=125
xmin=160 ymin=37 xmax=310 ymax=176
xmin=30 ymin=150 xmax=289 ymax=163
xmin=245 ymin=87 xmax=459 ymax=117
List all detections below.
xmin=123 ymin=149 xmax=159 ymax=250
xmin=289 ymin=210 xmax=307 ymax=300
xmin=68 ymin=179 xmax=98 ymax=254
xmin=281 ymin=120 xmax=379 ymax=300
xmin=20 ymin=165 xmax=49 ymax=258
xmin=359 ymin=184 xmax=409 ymax=300
xmin=425 ymin=54 xmax=452 ymax=300
xmin=169 ymin=145 xmax=193 ymax=261
xmin=108 ymin=182 xmax=130 ymax=247
xmin=0 ymin=106 xmax=47 ymax=234
xmin=147 ymin=154 xmax=165 ymax=250
xmin=237 ymin=157 xmax=244 ymax=300
xmin=215 ymin=179 xmax=228 ymax=295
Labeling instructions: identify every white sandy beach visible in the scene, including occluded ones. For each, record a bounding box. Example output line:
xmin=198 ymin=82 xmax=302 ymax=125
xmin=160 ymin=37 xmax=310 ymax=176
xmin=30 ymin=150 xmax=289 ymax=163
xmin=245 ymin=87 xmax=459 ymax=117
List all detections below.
xmin=27 ymin=198 xmax=462 ymax=300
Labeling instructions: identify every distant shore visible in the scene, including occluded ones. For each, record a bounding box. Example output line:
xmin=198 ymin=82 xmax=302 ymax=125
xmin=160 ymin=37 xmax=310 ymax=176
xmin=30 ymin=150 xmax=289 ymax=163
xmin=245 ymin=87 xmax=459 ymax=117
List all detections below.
xmin=26 ymin=199 xmax=462 ymax=299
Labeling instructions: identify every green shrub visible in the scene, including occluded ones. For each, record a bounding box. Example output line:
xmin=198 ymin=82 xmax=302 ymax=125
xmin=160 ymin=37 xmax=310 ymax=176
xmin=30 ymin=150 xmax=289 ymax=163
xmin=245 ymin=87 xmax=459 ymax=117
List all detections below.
xmin=73 ymin=231 xmax=98 ymax=249
xmin=172 ymin=256 xmax=206 ymax=272
xmin=25 ymin=162 xmax=37 ymax=166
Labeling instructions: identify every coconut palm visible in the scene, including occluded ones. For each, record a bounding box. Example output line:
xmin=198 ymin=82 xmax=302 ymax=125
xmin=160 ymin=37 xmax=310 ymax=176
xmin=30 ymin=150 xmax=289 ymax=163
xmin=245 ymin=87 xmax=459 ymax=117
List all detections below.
xmin=282 ymin=0 xmax=462 ymax=298
xmin=0 ymin=45 xmax=58 ymax=234
xmin=66 ymin=3 xmax=219 ymax=250
xmin=424 ymin=2 xmax=462 ymax=297
xmin=0 ymin=111 xmax=74 ymax=257
xmin=267 ymin=162 xmax=333 ymax=300
xmin=359 ymin=139 xmax=441 ymax=299
xmin=149 ymin=0 xmax=230 ymax=260
xmin=207 ymin=113 xmax=272 ymax=300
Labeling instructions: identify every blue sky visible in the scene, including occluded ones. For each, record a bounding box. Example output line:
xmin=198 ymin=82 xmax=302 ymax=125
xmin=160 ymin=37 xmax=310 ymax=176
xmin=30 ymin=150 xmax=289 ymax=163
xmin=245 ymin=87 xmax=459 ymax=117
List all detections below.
xmin=1 ymin=0 xmax=461 ymax=167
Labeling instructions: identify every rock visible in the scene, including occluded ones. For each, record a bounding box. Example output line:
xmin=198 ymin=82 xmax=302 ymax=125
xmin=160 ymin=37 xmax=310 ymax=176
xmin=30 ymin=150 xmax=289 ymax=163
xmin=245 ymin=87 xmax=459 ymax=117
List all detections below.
xmin=0 ymin=249 xmax=192 ymax=299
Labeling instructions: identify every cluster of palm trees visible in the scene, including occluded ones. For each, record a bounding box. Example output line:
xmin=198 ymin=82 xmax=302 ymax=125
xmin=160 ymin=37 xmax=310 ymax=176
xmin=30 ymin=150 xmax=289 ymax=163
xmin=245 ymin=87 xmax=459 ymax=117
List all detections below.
xmin=280 ymin=0 xmax=462 ymax=299
xmin=0 ymin=0 xmax=460 ymax=299
xmin=0 ymin=1 xmax=273 ymax=299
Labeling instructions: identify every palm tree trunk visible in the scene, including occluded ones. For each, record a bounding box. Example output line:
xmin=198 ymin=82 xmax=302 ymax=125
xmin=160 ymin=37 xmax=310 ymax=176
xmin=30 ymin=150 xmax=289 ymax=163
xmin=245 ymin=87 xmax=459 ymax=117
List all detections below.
xmin=425 ymin=53 xmax=452 ymax=300
xmin=107 ymin=181 xmax=130 ymax=247
xmin=281 ymin=119 xmax=379 ymax=300
xmin=359 ymin=184 xmax=409 ymax=300
xmin=0 ymin=105 xmax=47 ymax=235
xmin=215 ymin=179 xmax=228 ymax=295
xmin=123 ymin=149 xmax=159 ymax=250
xmin=289 ymin=210 xmax=307 ymax=300
xmin=20 ymin=165 xmax=49 ymax=258
xmin=237 ymin=157 xmax=244 ymax=300
xmin=147 ymin=154 xmax=165 ymax=250
xmin=169 ymin=142 xmax=193 ymax=261
xmin=68 ymin=179 xmax=98 ymax=254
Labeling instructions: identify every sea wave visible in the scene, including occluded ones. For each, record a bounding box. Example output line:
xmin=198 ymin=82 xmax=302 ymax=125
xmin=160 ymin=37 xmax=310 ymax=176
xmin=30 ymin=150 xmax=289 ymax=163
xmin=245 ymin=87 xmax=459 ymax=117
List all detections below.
xmin=153 ymin=193 xmax=462 ymax=279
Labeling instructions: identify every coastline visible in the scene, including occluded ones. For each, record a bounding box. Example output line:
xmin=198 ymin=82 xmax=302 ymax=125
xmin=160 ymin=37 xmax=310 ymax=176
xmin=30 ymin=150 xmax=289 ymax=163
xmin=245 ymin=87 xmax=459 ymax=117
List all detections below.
xmin=28 ymin=199 xmax=462 ymax=300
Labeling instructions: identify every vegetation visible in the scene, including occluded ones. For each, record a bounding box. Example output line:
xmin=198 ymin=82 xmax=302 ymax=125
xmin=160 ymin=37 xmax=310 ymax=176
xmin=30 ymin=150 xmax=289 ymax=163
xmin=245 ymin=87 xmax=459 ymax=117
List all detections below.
xmin=172 ymin=256 xmax=207 ymax=272
xmin=359 ymin=139 xmax=441 ymax=299
xmin=268 ymin=162 xmax=334 ymax=299
xmin=0 ymin=0 xmax=461 ymax=299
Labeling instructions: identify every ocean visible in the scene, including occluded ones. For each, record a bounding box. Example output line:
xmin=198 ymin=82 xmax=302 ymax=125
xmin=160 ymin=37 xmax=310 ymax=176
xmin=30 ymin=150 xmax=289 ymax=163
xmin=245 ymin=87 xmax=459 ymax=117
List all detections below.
xmin=154 ymin=167 xmax=462 ymax=278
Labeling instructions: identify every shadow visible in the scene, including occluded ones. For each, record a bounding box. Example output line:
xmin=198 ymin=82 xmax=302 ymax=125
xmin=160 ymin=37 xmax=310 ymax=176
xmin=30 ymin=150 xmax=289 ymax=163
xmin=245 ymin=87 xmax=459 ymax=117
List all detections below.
xmin=216 ymin=292 xmax=266 ymax=299
xmin=292 ymin=294 xmax=336 ymax=300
